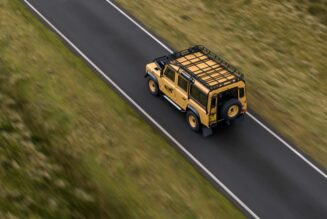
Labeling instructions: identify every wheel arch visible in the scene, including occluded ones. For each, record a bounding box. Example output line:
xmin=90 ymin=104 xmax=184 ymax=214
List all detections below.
xmin=187 ymin=105 xmax=200 ymax=118
xmin=145 ymin=72 xmax=158 ymax=84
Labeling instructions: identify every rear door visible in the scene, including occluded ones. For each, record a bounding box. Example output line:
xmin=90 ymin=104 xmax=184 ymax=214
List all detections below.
xmin=217 ymin=87 xmax=238 ymax=119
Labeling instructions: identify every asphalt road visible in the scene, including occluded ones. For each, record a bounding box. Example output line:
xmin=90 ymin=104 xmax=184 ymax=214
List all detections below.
xmin=24 ymin=0 xmax=327 ymax=218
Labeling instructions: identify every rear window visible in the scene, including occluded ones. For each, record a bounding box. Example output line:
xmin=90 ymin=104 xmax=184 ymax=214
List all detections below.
xmin=190 ymin=85 xmax=207 ymax=107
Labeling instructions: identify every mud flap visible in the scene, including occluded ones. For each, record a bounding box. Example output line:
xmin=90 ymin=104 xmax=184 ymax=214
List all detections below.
xmin=202 ymin=126 xmax=213 ymax=137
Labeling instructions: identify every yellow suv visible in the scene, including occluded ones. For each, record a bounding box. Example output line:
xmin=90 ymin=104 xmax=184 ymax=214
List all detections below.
xmin=145 ymin=45 xmax=247 ymax=136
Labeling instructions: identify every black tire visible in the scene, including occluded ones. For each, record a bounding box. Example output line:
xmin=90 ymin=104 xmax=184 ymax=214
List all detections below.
xmin=186 ymin=110 xmax=201 ymax=132
xmin=147 ymin=78 xmax=159 ymax=96
xmin=221 ymin=99 xmax=242 ymax=121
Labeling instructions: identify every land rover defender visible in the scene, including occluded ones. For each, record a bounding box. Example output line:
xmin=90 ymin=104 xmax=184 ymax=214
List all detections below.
xmin=145 ymin=45 xmax=247 ymax=136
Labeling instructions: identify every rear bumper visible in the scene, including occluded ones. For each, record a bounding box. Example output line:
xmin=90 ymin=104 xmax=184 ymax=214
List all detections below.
xmin=208 ymin=112 xmax=246 ymax=127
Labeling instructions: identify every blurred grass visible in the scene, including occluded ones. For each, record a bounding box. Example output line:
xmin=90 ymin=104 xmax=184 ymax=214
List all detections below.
xmin=0 ymin=0 xmax=244 ymax=218
xmin=117 ymin=0 xmax=327 ymax=168
xmin=296 ymin=0 xmax=327 ymax=25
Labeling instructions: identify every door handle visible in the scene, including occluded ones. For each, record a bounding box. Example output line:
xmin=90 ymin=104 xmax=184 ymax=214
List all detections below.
xmin=182 ymin=97 xmax=187 ymax=100
xmin=164 ymin=85 xmax=174 ymax=93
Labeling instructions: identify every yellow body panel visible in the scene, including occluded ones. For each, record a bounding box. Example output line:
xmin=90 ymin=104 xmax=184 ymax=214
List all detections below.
xmin=175 ymin=77 xmax=189 ymax=110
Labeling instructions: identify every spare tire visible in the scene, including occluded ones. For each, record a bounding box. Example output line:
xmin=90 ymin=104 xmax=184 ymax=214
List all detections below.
xmin=221 ymin=99 xmax=242 ymax=121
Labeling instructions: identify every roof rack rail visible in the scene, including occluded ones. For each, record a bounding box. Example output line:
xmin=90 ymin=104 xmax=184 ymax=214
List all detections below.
xmin=154 ymin=45 xmax=244 ymax=90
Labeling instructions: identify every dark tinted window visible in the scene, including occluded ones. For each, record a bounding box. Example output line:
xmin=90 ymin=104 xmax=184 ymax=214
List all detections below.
xmin=164 ymin=68 xmax=175 ymax=82
xmin=178 ymin=75 xmax=188 ymax=92
xmin=190 ymin=85 xmax=207 ymax=107
xmin=211 ymin=96 xmax=217 ymax=107
xmin=218 ymin=87 xmax=238 ymax=104
xmin=239 ymin=88 xmax=245 ymax=98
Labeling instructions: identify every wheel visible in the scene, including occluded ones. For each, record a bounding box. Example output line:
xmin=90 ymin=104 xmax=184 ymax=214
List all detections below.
xmin=221 ymin=99 xmax=242 ymax=121
xmin=147 ymin=78 xmax=159 ymax=96
xmin=186 ymin=110 xmax=201 ymax=132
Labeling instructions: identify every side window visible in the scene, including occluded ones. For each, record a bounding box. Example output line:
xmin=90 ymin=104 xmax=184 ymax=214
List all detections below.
xmin=178 ymin=75 xmax=188 ymax=92
xmin=164 ymin=67 xmax=175 ymax=82
xmin=190 ymin=85 xmax=208 ymax=108
xmin=239 ymin=88 xmax=245 ymax=98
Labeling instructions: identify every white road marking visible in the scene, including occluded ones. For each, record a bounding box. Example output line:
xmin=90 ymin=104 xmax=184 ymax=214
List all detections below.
xmin=24 ymin=0 xmax=260 ymax=218
xmin=247 ymin=113 xmax=327 ymax=178
xmin=105 ymin=0 xmax=327 ymax=180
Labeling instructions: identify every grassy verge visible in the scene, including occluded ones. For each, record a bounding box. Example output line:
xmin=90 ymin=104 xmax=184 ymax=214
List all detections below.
xmin=0 ymin=0 xmax=244 ymax=218
xmin=117 ymin=0 xmax=327 ymax=168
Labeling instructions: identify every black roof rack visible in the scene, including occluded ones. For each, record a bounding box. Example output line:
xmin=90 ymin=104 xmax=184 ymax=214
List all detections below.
xmin=154 ymin=45 xmax=244 ymax=90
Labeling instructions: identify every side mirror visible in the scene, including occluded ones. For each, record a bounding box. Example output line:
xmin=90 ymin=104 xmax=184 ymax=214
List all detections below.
xmin=154 ymin=62 xmax=163 ymax=76
xmin=154 ymin=62 xmax=162 ymax=70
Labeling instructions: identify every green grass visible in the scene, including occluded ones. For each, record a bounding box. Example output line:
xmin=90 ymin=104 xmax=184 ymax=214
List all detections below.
xmin=0 ymin=0 xmax=244 ymax=218
xmin=117 ymin=0 xmax=327 ymax=169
